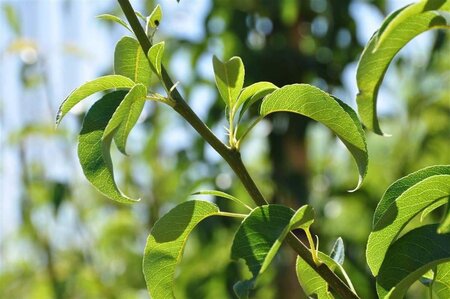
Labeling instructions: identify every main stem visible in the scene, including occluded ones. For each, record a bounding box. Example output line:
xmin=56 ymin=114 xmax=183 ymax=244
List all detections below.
xmin=117 ymin=1 xmax=359 ymax=298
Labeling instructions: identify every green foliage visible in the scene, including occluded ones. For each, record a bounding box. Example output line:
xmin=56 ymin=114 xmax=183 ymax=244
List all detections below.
xmin=366 ymin=165 xmax=450 ymax=275
xmin=143 ymin=200 xmax=220 ymax=299
xmin=147 ymin=4 xmax=162 ymax=29
xmin=147 ymin=42 xmax=165 ymax=77
xmin=376 ymin=224 xmax=450 ymax=298
xmin=260 ymin=84 xmax=368 ymax=190
xmin=78 ymin=91 xmax=139 ymax=204
xmin=356 ymin=0 xmax=450 ymax=135
xmin=97 ymin=14 xmax=132 ymax=32
xmin=212 ymin=56 xmax=245 ymax=109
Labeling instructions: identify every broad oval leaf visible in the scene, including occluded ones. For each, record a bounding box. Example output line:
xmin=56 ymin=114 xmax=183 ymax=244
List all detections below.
xmin=143 ymin=200 xmax=220 ymax=299
xmin=260 ymin=84 xmax=368 ymax=190
xmin=213 ymin=55 xmax=245 ymax=108
xmin=103 ymin=83 xmax=147 ymax=155
xmin=114 ymin=36 xmax=152 ymax=86
xmin=356 ymin=0 xmax=450 ymax=135
xmin=78 ymin=91 xmax=139 ymax=204
xmin=367 ymin=165 xmax=450 ymax=275
xmin=147 ymin=41 xmax=165 ymax=77
xmin=96 ymin=14 xmax=132 ymax=32
xmin=235 ymin=81 xmax=278 ymax=119
xmin=231 ymin=205 xmax=294 ymax=298
xmin=376 ymin=224 xmax=450 ymax=299
xmin=56 ymin=75 xmax=135 ymax=125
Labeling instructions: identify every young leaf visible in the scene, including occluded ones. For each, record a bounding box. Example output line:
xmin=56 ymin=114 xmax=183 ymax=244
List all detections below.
xmin=235 ymin=81 xmax=278 ymax=120
xmin=103 ymin=84 xmax=147 ymax=155
xmin=438 ymin=203 xmax=450 ymax=234
xmin=56 ymin=75 xmax=135 ymax=126
xmin=192 ymin=190 xmax=252 ymax=210
xmin=367 ymin=165 xmax=450 ymax=275
xmin=78 ymin=91 xmax=139 ymax=204
xmin=376 ymin=224 xmax=450 ymax=299
xmin=147 ymin=4 xmax=162 ymax=29
xmin=143 ymin=200 xmax=220 ymax=299
xmin=212 ymin=55 xmax=245 ymax=108
xmin=260 ymin=84 xmax=368 ymax=191
xmin=114 ymin=36 xmax=152 ymax=86
xmin=96 ymin=14 xmax=132 ymax=32
xmin=147 ymin=42 xmax=165 ymax=77
xmin=356 ymin=0 xmax=450 ymax=135
xmin=330 ymin=237 xmax=345 ymax=266
xmin=231 ymin=205 xmax=294 ymax=298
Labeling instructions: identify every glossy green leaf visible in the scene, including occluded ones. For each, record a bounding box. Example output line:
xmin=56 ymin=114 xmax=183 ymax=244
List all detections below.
xmin=235 ymin=81 xmax=278 ymax=119
xmin=96 ymin=14 xmax=132 ymax=32
xmin=147 ymin=4 xmax=162 ymax=28
xmin=330 ymin=237 xmax=345 ymax=266
xmin=367 ymin=165 xmax=450 ymax=275
xmin=147 ymin=42 xmax=165 ymax=77
xmin=231 ymin=205 xmax=294 ymax=298
xmin=114 ymin=36 xmax=152 ymax=86
xmin=143 ymin=200 xmax=220 ymax=299
xmin=103 ymin=84 xmax=147 ymax=155
xmin=212 ymin=55 xmax=245 ymax=108
xmin=356 ymin=0 xmax=450 ymax=135
xmin=56 ymin=75 xmax=135 ymax=125
xmin=260 ymin=84 xmax=368 ymax=190
xmin=78 ymin=91 xmax=139 ymax=204
xmin=376 ymin=224 xmax=450 ymax=298
xmin=191 ymin=190 xmax=252 ymax=210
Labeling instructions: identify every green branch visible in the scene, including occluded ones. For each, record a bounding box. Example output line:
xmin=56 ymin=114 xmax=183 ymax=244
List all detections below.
xmin=117 ymin=1 xmax=359 ymax=298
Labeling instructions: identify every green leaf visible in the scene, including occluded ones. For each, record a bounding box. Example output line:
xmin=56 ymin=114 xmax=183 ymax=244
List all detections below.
xmin=96 ymin=14 xmax=132 ymax=32
xmin=114 ymin=36 xmax=152 ymax=86
xmin=212 ymin=56 xmax=245 ymax=108
xmin=231 ymin=205 xmax=294 ymax=298
xmin=356 ymin=0 xmax=450 ymax=135
xmin=56 ymin=75 xmax=135 ymax=126
xmin=78 ymin=91 xmax=139 ymax=204
xmin=147 ymin=4 xmax=162 ymax=29
xmin=235 ymin=81 xmax=278 ymax=119
xmin=103 ymin=84 xmax=147 ymax=155
xmin=260 ymin=84 xmax=368 ymax=190
xmin=330 ymin=237 xmax=345 ymax=266
xmin=376 ymin=224 xmax=450 ymax=298
xmin=438 ymin=202 xmax=450 ymax=234
xmin=420 ymin=197 xmax=448 ymax=222
xmin=367 ymin=165 xmax=450 ymax=275
xmin=2 ymin=4 xmax=21 ymax=35
xmin=143 ymin=200 xmax=220 ymax=299
xmin=147 ymin=42 xmax=165 ymax=77
xmin=191 ymin=190 xmax=252 ymax=210
xmin=431 ymin=262 xmax=450 ymax=298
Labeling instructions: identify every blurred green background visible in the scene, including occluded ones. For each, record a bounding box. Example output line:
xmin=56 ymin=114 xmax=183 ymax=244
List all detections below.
xmin=1 ymin=0 xmax=449 ymax=298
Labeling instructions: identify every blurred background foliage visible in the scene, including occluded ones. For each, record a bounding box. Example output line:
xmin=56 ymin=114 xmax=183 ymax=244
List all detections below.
xmin=0 ymin=0 xmax=449 ymax=298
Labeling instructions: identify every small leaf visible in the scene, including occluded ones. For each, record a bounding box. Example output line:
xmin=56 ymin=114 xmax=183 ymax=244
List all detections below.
xmin=367 ymin=165 xmax=450 ymax=275
xmin=147 ymin=4 xmax=162 ymax=28
xmin=420 ymin=197 xmax=448 ymax=222
xmin=114 ymin=36 xmax=152 ymax=86
xmin=135 ymin=10 xmax=146 ymax=22
xmin=2 ymin=4 xmax=21 ymax=35
xmin=330 ymin=237 xmax=345 ymax=266
xmin=143 ymin=200 xmax=220 ymax=299
xmin=289 ymin=204 xmax=315 ymax=231
xmin=192 ymin=190 xmax=252 ymax=210
xmin=103 ymin=84 xmax=147 ymax=155
xmin=356 ymin=0 xmax=450 ymax=135
xmin=56 ymin=75 xmax=135 ymax=125
xmin=235 ymin=81 xmax=278 ymax=119
xmin=260 ymin=84 xmax=368 ymax=190
xmin=438 ymin=202 xmax=450 ymax=234
xmin=376 ymin=224 xmax=450 ymax=298
xmin=96 ymin=14 xmax=132 ymax=32
xmin=231 ymin=205 xmax=294 ymax=298
xmin=78 ymin=91 xmax=139 ymax=204
xmin=212 ymin=56 xmax=245 ymax=108
xmin=147 ymin=42 xmax=165 ymax=77
xmin=431 ymin=262 xmax=450 ymax=298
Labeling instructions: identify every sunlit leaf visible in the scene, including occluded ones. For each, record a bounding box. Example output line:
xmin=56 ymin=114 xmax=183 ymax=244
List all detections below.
xmin=260 ymin=84 xmax=368 ymax=190
xmin=114 ymin=36 xmax=152 ymax=86
xmin=212 ymin=56 xmax=245 ymax=108
xmin=438 ymin=202 xmax=450 ymax=234
xmin=431 ymin=262 xmax=450 ymax=298
xmin=147 ymin=4 xmax=162 ymax=28
xmin=330 ymin=237 xmax=345 ymax=266
xmin=356 ymin=0 xmax=450 ymax=135
xmin=192 ymin=190 xmax=252 ymax=210
xmin=143 ymin=200 xmax=220 ymax=299
xmin=377 ymin=224 xmax=450 ymax=298
xmin=56 ymin=75 xmax=135 ymax=126
xmin=147 ymin=42 xmax=165 ymax=77
xmin=296 ymin=253 xmax=336 ymax=299
xmin=78 ymin=91 xmax=139 ymax=204
xmin=103 ymin=84 xmax=147 ymax=155
xmin=367 ymin=165 xmax=450 ymax=275
xmin=96 ymin=14 xmax=132 ymax=32
xmin=235 ymin=81 xmax=278 ymax=120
